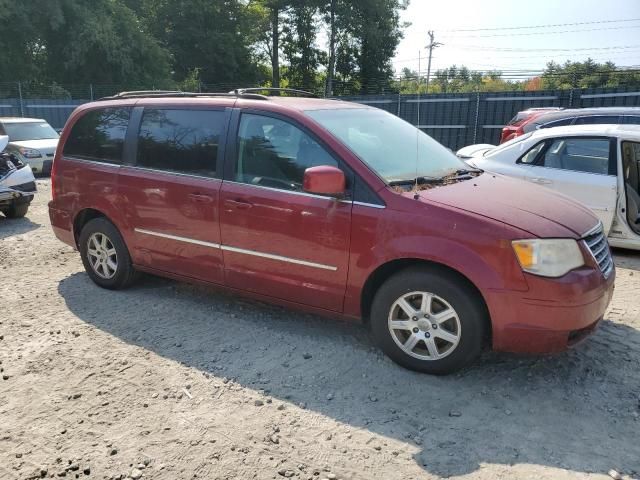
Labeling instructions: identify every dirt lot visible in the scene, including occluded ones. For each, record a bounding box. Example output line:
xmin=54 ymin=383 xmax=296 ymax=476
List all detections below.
xmin=1 ymin=179 xmax=639 ymax=480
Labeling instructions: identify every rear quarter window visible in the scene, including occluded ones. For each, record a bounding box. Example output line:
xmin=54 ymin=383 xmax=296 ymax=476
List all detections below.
xmin=63 ymin=107 xmax=131 ymax=164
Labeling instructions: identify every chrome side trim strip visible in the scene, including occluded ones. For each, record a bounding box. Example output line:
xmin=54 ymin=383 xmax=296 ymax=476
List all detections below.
xmin=353 ymin=201 xmax=386 ymax=209
xmin=64 ymin=156 xmax=121 ymax=168
xmin=134 ymin=228 xmax=338 ymax=271
xmin=123 ymin=164 xmax=219 ymax=181
xmin=134 ymin=228 xmax=221 ymax=249
xmin=221 ymin=245 xmax=338 ymax=271
xmin=223 ymin=180 xmax=343 ymax=202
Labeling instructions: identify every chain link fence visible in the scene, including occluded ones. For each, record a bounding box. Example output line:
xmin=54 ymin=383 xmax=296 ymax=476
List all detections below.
xmin=1 ymin=81 xmax=639 ymax=150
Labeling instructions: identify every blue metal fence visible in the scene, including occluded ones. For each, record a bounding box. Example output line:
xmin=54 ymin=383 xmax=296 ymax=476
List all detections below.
xmin=1 ymin=85 xmax=639 ymax=150
xmin=339 ymin=87 xmax=640 ymax=150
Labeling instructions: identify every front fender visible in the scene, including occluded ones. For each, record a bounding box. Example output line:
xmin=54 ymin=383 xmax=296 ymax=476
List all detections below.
xmin=343 ymin=204 xmax=530 ymax=318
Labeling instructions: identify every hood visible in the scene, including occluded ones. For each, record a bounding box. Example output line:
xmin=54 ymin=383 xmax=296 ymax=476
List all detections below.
xmin=456 ymin=143 xmax=495 ymax=159
xmin=0 ymin=135 xmax=7 ymax=152
xmin=0 ymin=162 xmax=36 ymax=188
xmin=410 ymin=173 xmax=598 ymax=238
xmin=10 ymin=138 xmax=59 ymax=154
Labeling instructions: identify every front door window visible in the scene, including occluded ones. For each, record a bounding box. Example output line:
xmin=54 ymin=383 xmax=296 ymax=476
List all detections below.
xmin=235 ymin=114 xmax=338 ymax=191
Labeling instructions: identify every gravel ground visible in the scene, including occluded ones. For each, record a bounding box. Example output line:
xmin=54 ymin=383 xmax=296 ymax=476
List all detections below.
xmin=1 ymin=179 xmax=639 ymax=480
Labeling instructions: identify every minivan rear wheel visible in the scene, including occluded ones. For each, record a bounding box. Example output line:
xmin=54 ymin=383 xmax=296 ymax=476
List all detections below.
xmin=79 ymin=218 xmax=138 ymax=290
xmin=370 ymin=267 xmax=486 ymax=375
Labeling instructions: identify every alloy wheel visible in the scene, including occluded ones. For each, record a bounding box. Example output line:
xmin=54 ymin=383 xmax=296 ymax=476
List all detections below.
xmin=387 ymin=291 xmax=462 ymax=360
xmin=86 ymin=232 xmax=118 ymax=279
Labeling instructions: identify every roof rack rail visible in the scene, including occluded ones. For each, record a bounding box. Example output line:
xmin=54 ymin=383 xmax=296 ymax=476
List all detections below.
xmin=99 ymin=90 xmax=268 ymax=101
xmin=232 ymin=87 xmax=317 ymax=98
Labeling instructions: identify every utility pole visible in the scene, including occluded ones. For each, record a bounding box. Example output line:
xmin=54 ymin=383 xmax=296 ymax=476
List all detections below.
xmin=425 ymin=30 xmax=442 ymax=94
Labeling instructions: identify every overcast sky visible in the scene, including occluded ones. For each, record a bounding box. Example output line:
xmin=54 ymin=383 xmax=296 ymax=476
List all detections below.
xmin=393 ymin=0 xmax=640 ymax=77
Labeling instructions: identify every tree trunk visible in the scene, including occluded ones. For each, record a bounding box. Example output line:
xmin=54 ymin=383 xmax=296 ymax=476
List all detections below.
xmin=271 ymin=6 xmax=280 ymax=89
xmin=325 ymin=0 xmax=336 ymax=97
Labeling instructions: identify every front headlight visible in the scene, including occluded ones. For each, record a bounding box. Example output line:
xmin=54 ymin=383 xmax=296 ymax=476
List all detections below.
xmin=512 ymin=239 xmax=585 ymax=278
xmin=18 ymin=147 xmax=42 ymax=159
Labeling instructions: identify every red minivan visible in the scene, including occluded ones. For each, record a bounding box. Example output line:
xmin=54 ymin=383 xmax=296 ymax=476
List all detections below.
xmin=49 ymin=89 xmax=615 ymax=374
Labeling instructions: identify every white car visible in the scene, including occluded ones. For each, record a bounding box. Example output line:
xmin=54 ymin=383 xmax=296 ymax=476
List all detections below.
xmin=457 ymin=124 xmax=640 ymax=250
xmin=0 ymin=117 xmax=59 ymax=175
xmin=0 ymin=135 xmax=37 ymax=218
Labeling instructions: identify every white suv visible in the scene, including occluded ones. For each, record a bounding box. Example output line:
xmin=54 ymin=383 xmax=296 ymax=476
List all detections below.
xmin=0 ymin=117 xmax=59 ymax=175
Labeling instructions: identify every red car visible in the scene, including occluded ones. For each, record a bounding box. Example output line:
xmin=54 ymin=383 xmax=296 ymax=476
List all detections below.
xmin=49 ymin=89 xmax=615 ymax=374
xmin=500 ymin=108 xmax=562 ymax=143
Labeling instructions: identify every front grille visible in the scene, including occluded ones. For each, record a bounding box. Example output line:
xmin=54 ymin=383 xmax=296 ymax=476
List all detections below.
xmin=12 ymin=181 xmax=36 ymax=193
xmin=582 ymin=224 xmax=613 ymax=278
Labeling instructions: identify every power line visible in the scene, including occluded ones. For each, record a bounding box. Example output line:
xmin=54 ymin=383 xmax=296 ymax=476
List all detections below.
xmin=446 ymin=44 xmax=640 ymax=52
xmin=440 ymin=24 xmax=640 ymax=38
xmin=392 ymin=49 xmax=640 ymax=64
xmin=440 ymin=17 xmax=640 ymax=33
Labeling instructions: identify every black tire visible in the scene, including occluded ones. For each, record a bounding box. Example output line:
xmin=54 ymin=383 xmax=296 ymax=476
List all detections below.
xmin=79 ymin=217 xmax=138 ymax=290
xmin=370 ymin=266 xmax=487 ymax=375
xmin=3 ymin=202 xmax=29 ymax=219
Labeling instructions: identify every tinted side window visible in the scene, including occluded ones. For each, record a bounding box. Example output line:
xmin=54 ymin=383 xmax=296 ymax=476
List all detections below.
xmin=63 ymin=108 xmax=131 ymax=164
xmin=235 ymin=114 xmax=338 ymax=191
xmin=136 ymin=109 xmax=224 ymax=177
xmin=539 ymin=138 xmax=611 ymax=174
xmin=623 ymin=116 xmax=640 ymax=125
xmin=574 ymin=115 xmax=620 ymax=125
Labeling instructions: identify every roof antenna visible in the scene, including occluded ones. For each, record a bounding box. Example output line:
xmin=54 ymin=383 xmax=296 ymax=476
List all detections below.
xmin=414 ymin=50 xmax=421 ymax=200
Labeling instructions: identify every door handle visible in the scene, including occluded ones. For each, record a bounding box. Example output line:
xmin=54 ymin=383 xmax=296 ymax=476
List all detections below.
xmin=530 ymin=177 xmax=552 ymax=185
xmin=188 ymin=193 xmax=214 ymax=203
xmin=224 ymin=198 xmax=253 ymax=210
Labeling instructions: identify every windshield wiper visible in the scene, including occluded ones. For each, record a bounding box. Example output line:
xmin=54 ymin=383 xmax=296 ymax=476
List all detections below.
xmin=455 ymin=168 xmax=483 ymax=175
xmin=389 ymin=169 xmax=483 ymax=187
xmin=388 ymin=176 xmax=444 ymax=187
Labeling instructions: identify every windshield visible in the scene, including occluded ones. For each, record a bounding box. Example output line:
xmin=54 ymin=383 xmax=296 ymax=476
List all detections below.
xmin=484 ymin=132 xmax=534 ymax=157
xmin=305 ymin=108 xmax=468 ymax=183
xmin=3 ymin=122 xmax=59 ymax=142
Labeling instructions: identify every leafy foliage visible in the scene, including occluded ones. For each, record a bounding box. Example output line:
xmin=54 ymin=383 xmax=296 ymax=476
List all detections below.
xmin=395 ymin=59 xmax=640 ymax=94
xmin=0 ymin=0 xmax=407 ymax=92
xmin=0 ymin=0 xmax=171 ymax=86
xmin=541 ymin=59 xmax=640 ymax=89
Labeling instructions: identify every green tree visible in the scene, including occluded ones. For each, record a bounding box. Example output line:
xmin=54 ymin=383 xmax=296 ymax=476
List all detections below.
xmin=282 ymin=1 xmax=325 ymax=91
xmin=252 ymin=0 xmax=292 ymax=89
xmin=354 ymin=0 xmax=408 ymax=94
xmin=0 ymin=0 xmax=171 ymax=87
xmin=146 ymin=0 xmax=265 ymax=87
xmin=541 ymin=59 xmax=639 ymax=89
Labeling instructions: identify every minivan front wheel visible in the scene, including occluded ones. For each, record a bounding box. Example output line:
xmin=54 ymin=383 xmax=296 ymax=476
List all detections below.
xmin=79 ymin=218 xmax=137 ymax=290
xmin=370 ymin=267 xmax=486 ymax=375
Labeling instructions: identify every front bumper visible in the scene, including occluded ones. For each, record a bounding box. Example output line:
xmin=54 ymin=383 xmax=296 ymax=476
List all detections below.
xmin=486 ymin=266 xmax=615 ymax=354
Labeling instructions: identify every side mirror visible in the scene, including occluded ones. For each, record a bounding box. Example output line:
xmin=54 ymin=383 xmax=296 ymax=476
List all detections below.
xmin=303 ymin=165 xmax=345 ymax=197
